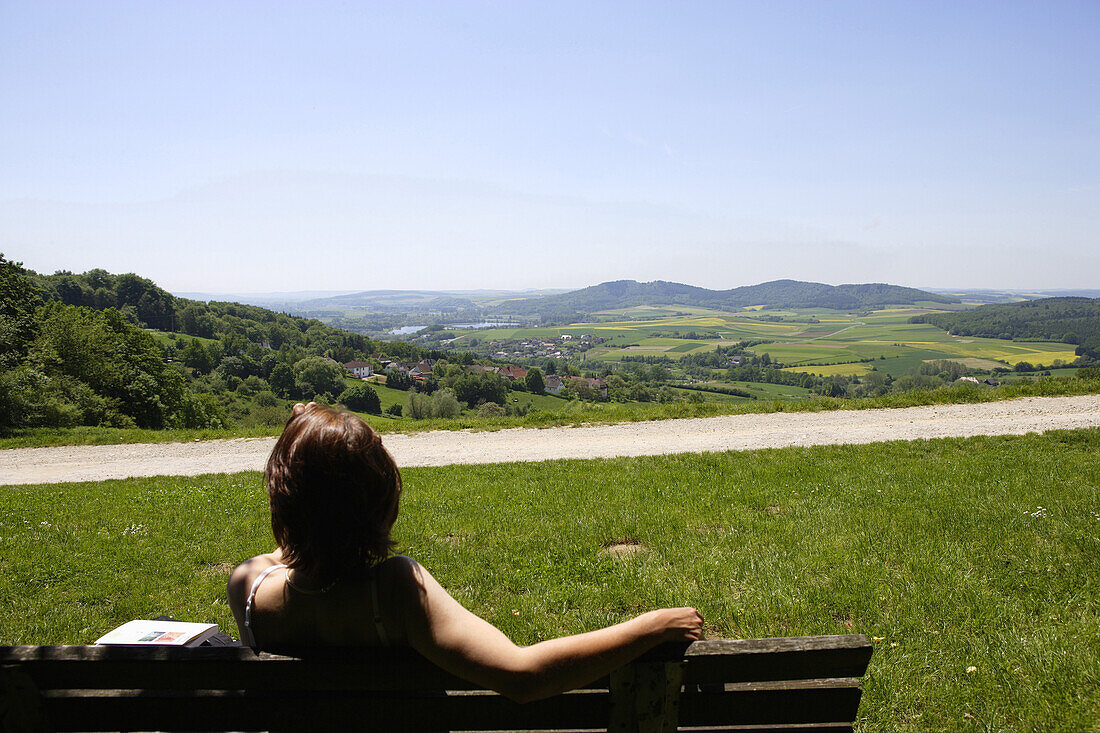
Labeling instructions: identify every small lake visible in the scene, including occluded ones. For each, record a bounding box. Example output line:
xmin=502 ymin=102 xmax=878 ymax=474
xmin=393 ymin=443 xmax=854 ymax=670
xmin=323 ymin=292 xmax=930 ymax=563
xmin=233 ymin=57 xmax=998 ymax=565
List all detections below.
xmin=447 ymin=322 xmax=518 ymax=329
xmin=388 ymin=322 xmax=517 ymax=335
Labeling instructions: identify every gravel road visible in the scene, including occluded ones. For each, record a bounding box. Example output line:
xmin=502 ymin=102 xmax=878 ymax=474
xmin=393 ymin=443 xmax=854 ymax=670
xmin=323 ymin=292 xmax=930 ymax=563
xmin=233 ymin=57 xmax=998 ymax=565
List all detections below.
xmin=2 ymin=394 xmax=1098 ymax=486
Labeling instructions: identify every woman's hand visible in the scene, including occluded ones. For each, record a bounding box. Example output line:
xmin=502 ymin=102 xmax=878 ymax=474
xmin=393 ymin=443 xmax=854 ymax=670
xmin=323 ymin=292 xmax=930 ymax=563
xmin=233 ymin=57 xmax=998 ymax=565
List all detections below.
xmin=642 ymin=607 xmax=705 ymax=643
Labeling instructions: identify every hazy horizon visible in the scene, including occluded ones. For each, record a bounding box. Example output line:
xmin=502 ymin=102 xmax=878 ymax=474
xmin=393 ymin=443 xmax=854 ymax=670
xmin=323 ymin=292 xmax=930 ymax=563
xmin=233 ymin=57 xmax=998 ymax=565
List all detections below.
xmin=168 ymin=280 xmax=1100 ymax=304
xmin=3 ymin=1 xmax=1098 ymax=292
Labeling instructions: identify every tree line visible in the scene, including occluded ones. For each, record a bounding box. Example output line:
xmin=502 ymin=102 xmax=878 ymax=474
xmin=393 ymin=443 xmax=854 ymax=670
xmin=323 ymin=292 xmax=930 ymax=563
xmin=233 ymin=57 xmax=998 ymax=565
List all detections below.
xmin=0 ymin=256 xmax=444 ymax=431
xmin=910 ymin=297 xmax=1100 ymax=361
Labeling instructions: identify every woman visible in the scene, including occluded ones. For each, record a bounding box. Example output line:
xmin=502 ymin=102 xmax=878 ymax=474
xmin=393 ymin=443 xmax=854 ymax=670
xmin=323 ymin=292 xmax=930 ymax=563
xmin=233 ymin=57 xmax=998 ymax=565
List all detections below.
xmin=228 ymin=402 xmax=702 ymax=703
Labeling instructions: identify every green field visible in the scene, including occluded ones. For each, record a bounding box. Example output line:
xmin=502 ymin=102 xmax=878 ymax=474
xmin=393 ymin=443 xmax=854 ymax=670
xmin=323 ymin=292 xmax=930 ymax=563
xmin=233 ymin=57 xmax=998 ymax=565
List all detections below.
xmin=463 ymin=306 xmax=1078 ymax=377
xmin=683 ymin=380 xmax=815 ymax=401
xmin=784 ymin=362 xmax=876 ymax=377
xmin=3 ymin=429 xmax=1098 ymax=730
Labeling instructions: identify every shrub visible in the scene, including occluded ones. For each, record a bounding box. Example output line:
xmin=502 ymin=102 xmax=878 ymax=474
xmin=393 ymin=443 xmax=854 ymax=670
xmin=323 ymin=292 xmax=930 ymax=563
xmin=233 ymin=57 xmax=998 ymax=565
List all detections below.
xmin=384 ymin=403 xmax=402 ymax=417
xmin=339 ymin=383 xmax=382 ymax=414
xmin=242 ymin=403 xmax=290 ymax=427
xmin=431 ymin=389 xmax=463 ymax=418
xmin=406 ymin=391 xmax=432 ymax=420
xmin=477 ymin=401 xmax=505 ymax=417
xmin=253 ymin=390 xmax=278 ymax=407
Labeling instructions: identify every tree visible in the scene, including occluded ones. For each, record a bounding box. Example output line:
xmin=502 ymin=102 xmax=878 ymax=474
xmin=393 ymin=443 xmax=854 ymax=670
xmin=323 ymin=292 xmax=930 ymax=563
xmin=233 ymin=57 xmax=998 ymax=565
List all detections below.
xmin=406 ymin=390 xmax=433 ymax=419
xmin=339 ymin=383 xmax=381 ymax=414
xmin=182 ymin=338 xmax=215 ymax=374
xmin=292 ymin=356 xmax=346 ymax=399
xmin=431 ymin=388 xmax=463 ymax=418
xmin=0 ymin=254 xmax=42 ymax=369
xmin=385 ymin=370 xmax=413 ymax=391
xmin=21 ymin=303 xmax=189 ymax=429
xmin=269 ymin=363 xmax=296 ymax=399
xmin=648 ymin=364 xmax=671 ymax=383
xmin=452 ymin=373 xmax=507 ymax=407
xmin=217 ymin=355 xmax=249 ymax=380
xmin=525 ymin=367 xmax=545 ymax=395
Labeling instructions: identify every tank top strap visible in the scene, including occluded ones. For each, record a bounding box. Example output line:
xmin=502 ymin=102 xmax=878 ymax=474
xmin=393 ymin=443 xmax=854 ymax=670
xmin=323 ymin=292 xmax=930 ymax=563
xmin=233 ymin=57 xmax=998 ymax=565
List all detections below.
xmin=370 ymin=568 xmax=389 ymax=647
xmin=244 ymin=563 xmax=287 ymax=650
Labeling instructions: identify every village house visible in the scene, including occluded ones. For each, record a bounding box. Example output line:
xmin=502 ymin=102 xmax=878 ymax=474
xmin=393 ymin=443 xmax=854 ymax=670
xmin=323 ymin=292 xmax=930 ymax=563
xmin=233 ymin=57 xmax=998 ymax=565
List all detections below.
xmin=543 ymin=375 xmax=564 ymax=394
xmin=408 ymin=359 xmax=436 ymax=378
xmin=343 ymin=360 xmax=374 ymax=378
xmin=566 ymin=376 xmax=608 ymax=399
xmin=499 ymin=365 xmax=528 ymax=381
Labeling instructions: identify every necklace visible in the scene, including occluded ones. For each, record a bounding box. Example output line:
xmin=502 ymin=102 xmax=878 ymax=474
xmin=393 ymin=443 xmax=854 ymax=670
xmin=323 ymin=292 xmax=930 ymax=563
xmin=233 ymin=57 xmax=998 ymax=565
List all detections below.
xmin=285 ymin=568 xmax=335 ymax=595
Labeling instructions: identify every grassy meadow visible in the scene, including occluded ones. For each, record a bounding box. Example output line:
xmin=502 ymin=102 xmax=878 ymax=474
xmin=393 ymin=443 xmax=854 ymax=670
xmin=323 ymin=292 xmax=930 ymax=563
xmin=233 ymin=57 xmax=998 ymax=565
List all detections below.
xmin=3 ymin=429 xmax=1099 ymax=731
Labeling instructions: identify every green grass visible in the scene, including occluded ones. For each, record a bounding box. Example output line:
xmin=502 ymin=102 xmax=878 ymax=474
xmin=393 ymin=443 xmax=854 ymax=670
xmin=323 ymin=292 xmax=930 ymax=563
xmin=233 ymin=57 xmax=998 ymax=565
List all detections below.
xmin=4 ymin=378 xmax=1099 ymax=449
xmin=0 ymin=425 xmax=285 ymax=449
xmin=2 ymin=429 xmax=1098 ymax=730
xmin=666 ymin=341 xmax=707 ymax=353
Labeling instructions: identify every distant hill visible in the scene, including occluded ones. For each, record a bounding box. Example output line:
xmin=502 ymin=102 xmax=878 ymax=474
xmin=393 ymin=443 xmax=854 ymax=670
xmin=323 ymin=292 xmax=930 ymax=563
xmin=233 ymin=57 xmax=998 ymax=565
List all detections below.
xmin=288 ymin=288 xmax=571 ymax=314
xmin=922 ymin=287 xmax=1100 ymax=304
xmin=495 ymin=279 xmax=959 ymax=320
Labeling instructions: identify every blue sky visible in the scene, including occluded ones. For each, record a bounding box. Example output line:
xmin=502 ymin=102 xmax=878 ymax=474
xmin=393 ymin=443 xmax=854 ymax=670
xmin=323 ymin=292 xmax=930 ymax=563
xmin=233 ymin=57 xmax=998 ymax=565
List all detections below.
xmin=2 ymin=1 xmax=1097 ymax=292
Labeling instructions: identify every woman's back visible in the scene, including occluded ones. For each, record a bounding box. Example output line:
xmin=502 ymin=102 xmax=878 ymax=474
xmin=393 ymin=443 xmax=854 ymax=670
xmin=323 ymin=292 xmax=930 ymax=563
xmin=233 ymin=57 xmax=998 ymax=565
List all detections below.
xmin=228 ymin=552 xmax=408 ymax=651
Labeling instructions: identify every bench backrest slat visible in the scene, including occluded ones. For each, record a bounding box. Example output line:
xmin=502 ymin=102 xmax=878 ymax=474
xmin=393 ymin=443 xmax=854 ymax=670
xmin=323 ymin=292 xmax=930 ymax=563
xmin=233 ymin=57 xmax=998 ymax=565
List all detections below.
xmin=679 ymin=678 xmax=864 ymax=728
xmin=41 ymin=690 xmax=612 ymax=733
xmin=0 ymin=635 xmax=872 ymax=732
xmin=2 ymin=636 xmax=872 ymax=690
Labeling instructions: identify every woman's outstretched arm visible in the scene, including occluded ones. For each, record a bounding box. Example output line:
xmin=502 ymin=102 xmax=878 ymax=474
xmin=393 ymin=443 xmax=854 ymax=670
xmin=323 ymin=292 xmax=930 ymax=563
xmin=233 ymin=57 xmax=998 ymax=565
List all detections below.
xmin=389 ymin=556 xmax=703 ymax=703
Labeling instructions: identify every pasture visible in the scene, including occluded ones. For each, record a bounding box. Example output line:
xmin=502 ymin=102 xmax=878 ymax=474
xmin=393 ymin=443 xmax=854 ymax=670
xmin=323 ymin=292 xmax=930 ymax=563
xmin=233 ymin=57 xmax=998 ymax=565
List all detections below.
xmin=2 ymin=429 xmax=1098 ymax=731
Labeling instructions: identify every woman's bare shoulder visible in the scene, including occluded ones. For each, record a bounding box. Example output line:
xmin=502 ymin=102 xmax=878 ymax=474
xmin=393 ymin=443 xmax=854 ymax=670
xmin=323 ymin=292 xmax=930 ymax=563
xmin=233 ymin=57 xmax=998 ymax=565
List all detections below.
xmin=374 ymin=554 xmax=425 ymax=585
xmin=374 ymin=555 xmax=444 ymax=604
xmin=227 ymin=551 xmax=285 ymax=604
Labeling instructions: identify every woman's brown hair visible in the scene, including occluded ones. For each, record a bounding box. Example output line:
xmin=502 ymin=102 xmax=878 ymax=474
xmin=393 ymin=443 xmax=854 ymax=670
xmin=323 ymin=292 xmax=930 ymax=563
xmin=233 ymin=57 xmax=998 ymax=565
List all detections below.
xmin=265 ymin=403 xmax=401 ymax=585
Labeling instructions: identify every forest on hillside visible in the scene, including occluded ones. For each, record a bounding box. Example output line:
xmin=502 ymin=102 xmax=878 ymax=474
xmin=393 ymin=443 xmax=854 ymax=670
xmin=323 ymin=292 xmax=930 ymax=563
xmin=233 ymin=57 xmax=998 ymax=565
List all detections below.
xmin=494 ymin=279 xmax=959 ymax=322
xmin=0 ymin=255 xmax=437 ymax=430
xmin=909 ymin=297 xmax=1100 ymax=360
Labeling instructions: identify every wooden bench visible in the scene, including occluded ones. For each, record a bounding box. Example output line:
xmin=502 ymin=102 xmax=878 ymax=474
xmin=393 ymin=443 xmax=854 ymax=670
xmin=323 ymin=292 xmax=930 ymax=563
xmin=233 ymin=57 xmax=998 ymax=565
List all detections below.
xmin=1 ymin=634 xmax=872 ymax=732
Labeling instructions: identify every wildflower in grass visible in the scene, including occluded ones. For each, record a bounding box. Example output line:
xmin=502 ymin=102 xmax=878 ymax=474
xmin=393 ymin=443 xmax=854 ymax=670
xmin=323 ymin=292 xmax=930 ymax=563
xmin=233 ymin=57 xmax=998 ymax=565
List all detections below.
xmin=966 ymin=666 xmax=978 ymax=674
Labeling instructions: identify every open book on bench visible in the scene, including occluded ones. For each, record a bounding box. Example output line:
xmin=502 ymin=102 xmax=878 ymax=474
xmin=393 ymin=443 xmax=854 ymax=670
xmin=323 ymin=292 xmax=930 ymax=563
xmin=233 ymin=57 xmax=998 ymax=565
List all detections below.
xmin=94 ymin=619 xmax=228 ymax=647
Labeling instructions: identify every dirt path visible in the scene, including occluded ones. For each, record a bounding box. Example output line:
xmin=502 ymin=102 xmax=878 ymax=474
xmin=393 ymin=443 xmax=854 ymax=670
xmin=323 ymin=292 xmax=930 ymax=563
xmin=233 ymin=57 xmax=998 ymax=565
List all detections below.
xmin=2 ymin=395 xmax=1098 ymax=486
xmin=805 ymin=320 xmax=865 ymax=340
